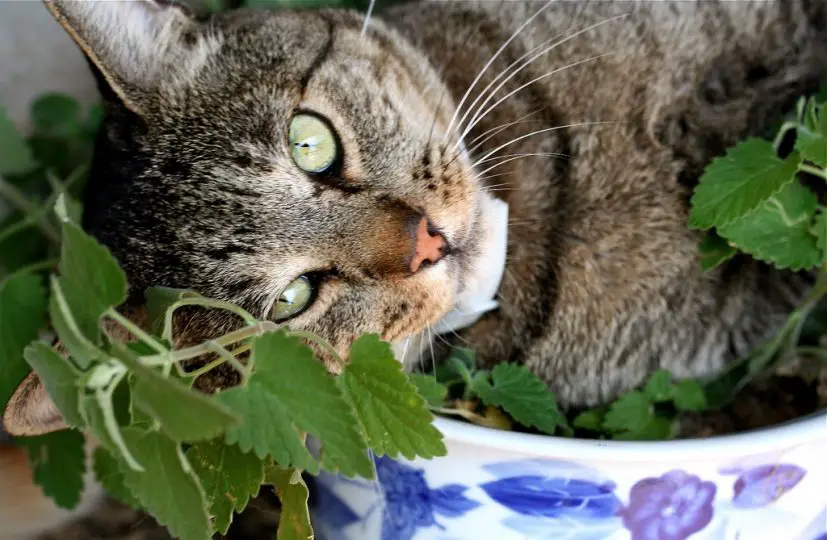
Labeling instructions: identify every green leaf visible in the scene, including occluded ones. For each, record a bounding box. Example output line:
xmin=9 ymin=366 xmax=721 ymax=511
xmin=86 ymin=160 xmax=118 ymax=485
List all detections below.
xmin=718 ymin=181 xmax=821 ymax=270
xmin=671 ymin=380 xmax=707 ymax=411
xmin=340 ymin=334 xmax=446 ymax=460
xmin=250 ymin=331 xmax=372 ymax=478
xmin=92 ymin=447 xmax=140 ymax=509
xmin=187 ymin=440 xmax=265 ymax=535
xmin=643 ymin=369 xmax=673 ymax=402
xmin=18 ymin=430 xmax=86 ymax=510
xmin=612 ymin=415 xmax=676 ymax=441
xmin=57 ymin=222 xmax=127 ymax=347
xmin=0 ymin=105 xmax=37 ymax=175
xmin=218 ymin=384 xmax=318 ymax=473
xmin=689 ymin=138 xmax=801 ymax=229
xmin=795 ymin=124 xmax=827 ymax=168
xmin=473 ymin=363 xmax=567 ymax=435
xmin=698 ymin=233 xmax=737 ymax=272
xmin=813 ymin=208 xmax=827 ymax=265
xmin=111 ymin=345 xmax=240 ymax=442
xmin=264 ymin=465 xmax=313 ymax=540
xmin=49 ymin=276 xmax=104 ymax=368
xmin=572 ymin=407 xmax=606 ymax=431
xmin=30 ymin=94 xmax=82 ymax=138
xmin=0 ymin=272 xmax=47 ymax=410
xmin=602 ymin=391 xmax=652 ymax=433
xmin=145 ymin=286 xmax=201 ymax=341
xmin=23 ymin=342 xmax=83 ymax=427
xmin=409 ymin=373 xmax=448 ymax=407
xmin=119 ymin=428 xmax=211 ymax=540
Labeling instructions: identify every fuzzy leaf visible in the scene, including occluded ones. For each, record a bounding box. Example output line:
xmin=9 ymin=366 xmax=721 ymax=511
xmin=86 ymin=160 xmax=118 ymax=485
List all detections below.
xmin=18 ymin=430 xmax=86 ymax=510
xmin=718 ymin=181 xmax=821 ymax=270
xmin=689 ymin=138 xmax=801 ymax=229
xmin=119 ymin=428 xmax=211 ymax=540
xmin=698 ymin=233 xmax=737 ymax=271
xmin=409 ymin=373 xmax=448 ymax=407
xmin=0 ymin=272 xmax=47 ymax=410
xmin=187 ymin=440 xmax=265 ymax=535
xmin=340 ymin=334 xmax=446 ymax=460
xmin=474 ymin=363 xmax=567 ymax=435
xmin=23 ymin=342 xmax=83 ymax=427
xmin=264 ymin=465 xmax=313 ymax=540
xmin=672 ymin=380 xmax=707 ymax=411
xmin=572 ymin=408 xmax=606 ymax=431
xmin=611 ymin=415 xmax=676 ymax=441
xmin=93 ymin=447 xmax=140 ymax=509
xmin=0 ymin=105 xmax=37 ymax=175
xmin=31 ymin=94 xmax=82 ymax=138
xmin=602 ymin=391 xmax=652 ymax=433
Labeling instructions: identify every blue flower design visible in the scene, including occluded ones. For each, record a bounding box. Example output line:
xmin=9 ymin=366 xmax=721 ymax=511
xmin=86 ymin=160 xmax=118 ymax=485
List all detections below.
xmin=480 ymin=475 xmax=622 ymax=518
xmin=308 ymin=477 xmax=360 ymax=530
xmin=375 ymin=456 xmax=481 ymax=540
xmin=731 ymin=464 xmax=806 ymax=508
xmin=620 ymin=470 xmax=716 ymax=540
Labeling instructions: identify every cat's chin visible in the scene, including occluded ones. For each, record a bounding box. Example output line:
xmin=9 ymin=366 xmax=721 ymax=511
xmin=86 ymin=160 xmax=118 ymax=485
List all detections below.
xmin=392 ymin=193 xmax=508 ymax=368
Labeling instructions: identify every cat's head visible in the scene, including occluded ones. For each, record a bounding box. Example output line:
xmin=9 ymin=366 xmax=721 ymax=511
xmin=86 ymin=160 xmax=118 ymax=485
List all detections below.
xmin=55 ymin=0 xmax=501 ymax=365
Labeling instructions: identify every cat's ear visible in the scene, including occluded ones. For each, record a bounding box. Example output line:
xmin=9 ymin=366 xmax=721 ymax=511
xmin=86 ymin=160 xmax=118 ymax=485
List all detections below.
xmin=2 ymin=372 xmax=68 ymax=437
xmin=43 ymin=0 xmax=197 ymax=114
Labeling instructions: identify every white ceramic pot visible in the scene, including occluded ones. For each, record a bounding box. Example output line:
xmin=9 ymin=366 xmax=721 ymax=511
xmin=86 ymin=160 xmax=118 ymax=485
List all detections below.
xmin=308 ymin=411 xmax=827 ymax=540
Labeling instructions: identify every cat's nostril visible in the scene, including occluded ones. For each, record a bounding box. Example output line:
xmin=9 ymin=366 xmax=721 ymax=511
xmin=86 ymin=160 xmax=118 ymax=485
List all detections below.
xmin=410 ymin=217 xmax=449 ymax=273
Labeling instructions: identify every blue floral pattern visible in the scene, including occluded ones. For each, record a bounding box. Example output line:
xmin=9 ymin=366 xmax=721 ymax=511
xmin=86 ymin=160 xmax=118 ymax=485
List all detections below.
xmin=375 ymin=456 xmax=481 ymax=540
xmin=310 ymin=455 xmax=816 ymax=540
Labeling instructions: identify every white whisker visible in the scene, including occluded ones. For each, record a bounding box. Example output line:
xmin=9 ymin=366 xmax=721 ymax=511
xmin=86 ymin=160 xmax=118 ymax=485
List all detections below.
xmin=460 ymin=52 xmax=614 ymax=141
xmin=475 ymin=152 xmax=566 ymax=178
xmin=360 ymin=0 xmax=376 ymax=37
xmin=477 ymin=121 xmax=617 ymax=165
xmin=465 ymin=109 xmax=545 ymax=157
xmin=474 ymin=151 xmax=569 ymax=169
xmin=443 ymin=0 xmax=555 ymax=142
xmin=456 ymin=13 xmax=629 ymax=148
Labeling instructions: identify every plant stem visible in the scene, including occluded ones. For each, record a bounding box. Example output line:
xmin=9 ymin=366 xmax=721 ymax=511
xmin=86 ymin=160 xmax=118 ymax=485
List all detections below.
xmin=286 ymin=329 xmax=345 ymax=370
xmin=162 ymin=297 xmax=259 ymax=343
xmin=795 ymin=346 xmax=827 ymax=361
xmin=205 ymin=340 xmax=251 ymax=384
xmin=4 ymin=258 xmax=58 ymax=281
xmin=0 ymin=175 xmax=61 ymax=243
xmin=142 ymin=321 xmax=278 ymax=365
xmin=183 ymin=357 xmax=228 ymax=380
xmin=798 ymin=163 xmax=827 ymax=180
xmin=105 ymin=308 xmax=168 ymax=355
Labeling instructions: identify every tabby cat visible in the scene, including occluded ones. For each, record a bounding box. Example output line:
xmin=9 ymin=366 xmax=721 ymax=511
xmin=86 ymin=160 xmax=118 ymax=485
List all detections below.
xmin=3 ymin=0 xmax=827 ymax=537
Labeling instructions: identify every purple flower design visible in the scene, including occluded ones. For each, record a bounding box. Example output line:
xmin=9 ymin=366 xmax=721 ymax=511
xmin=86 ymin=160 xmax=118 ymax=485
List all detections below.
xmin=375 ymin=456 xmax=480 ymax=540
xmin=732 ymin=464 xmax=806 ymax=508
xmin=620 ymin=470 xmax=717 ymax=540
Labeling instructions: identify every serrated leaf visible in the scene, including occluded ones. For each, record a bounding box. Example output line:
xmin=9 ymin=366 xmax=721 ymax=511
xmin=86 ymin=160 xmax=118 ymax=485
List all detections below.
xmin=145 ymin=286 xmax=201 ymax=341
xmin=0 ymin=105 xmax=37 ymax=175
xmin=30 ymin=93 xmax=82 ymax=138
xmin=689 ymin=138 xmax=800 ymax=229
xmin=473 ymin=363 xmax=567 ymax=435
xmin=340 ymin=334 xmax=446 ymax=460
xmin=795 ymin=127 xmax=827 ymax=168
xmin=643 ymin=369 xmax=673 ymax=402
xmin=57 ymin=222 xmax=127 ymax=347
xmin=23 ymin=342 xmax=83 ymax=427
xmin=718 ymin=181 xmax=821 ymax=270
xmin=110 ymin=345 xmax=239 ymax=442
xmin=0 ymin=272 xmax=47 ymax=410
xmin=92 ymin=447 xmax=140 ymax=509
xmin=672 ymin=380 xmax=707 ymax=411
xmin=250 ymin=331 xmax=372 ymax=478
xmin=408 ymin=373 xmax=448 ymax=407
xmin=572 ymin=408 xmax=606 ymax=431
xmin=131 ymin=376 xmax=239 ymax=442
xmin=49 ymin=276 xmax=104 ymax=368
xmin=602 ymin=391 xmax=652 ymax=433
xmin=814 ymin=208 xmax=827 ymax=265
xmin=264 ymin=465 xmax=313 ymax=540
xmin=187 ymin=440 xmax=264 ymax=534
xmin=17 ymin=430 xmax=86 ymax=510
xmin=698 ymin=233 xmax=737 ymax=271
xmin=119 ymin=428 xmax=211 ymax=540
xmin=611 ymin=415 xmax=676 ymax=441
xmin=218 ymin=384 xmax=318 ymax=473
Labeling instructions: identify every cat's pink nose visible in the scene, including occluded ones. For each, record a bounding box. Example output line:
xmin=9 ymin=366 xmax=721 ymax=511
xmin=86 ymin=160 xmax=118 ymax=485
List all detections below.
xmin=409 ymin=217 xmax=448 ymax=273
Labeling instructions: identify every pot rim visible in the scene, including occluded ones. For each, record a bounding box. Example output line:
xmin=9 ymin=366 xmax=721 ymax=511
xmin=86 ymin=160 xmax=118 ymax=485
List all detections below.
xmin=431 ymin=409 xmax=827 ymax=461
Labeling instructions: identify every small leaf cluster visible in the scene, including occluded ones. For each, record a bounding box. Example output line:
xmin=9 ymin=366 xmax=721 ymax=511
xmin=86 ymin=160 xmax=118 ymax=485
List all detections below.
xmin=0 ymin=101 xmax=445 ymax=539
xmin=690 ymin=96 xmax=827 ymax=271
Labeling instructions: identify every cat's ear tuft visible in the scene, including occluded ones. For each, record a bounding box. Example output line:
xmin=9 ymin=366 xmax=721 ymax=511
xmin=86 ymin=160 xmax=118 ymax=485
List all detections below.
xmin=2 ymin=372 xmax=69 ymax=437
xmin=42 ymin=0 xmax=199 ymax=113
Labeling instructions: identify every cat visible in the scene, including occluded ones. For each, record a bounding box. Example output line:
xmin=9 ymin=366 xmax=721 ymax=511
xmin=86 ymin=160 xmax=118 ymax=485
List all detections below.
xmin=3 ymin=0 xmax=827 ymax=537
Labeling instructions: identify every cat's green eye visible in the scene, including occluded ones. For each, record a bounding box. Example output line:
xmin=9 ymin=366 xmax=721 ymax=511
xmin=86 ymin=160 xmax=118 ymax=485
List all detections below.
xmin=271 ymin=275 xmax=314 ymax=321
xmin=289 ymin=114 xmax=339 ymax=174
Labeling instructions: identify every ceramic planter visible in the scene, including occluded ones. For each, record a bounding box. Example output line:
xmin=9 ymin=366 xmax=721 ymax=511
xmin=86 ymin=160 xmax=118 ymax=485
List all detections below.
xmin=308 ymin=411 xmax=827 ymax=540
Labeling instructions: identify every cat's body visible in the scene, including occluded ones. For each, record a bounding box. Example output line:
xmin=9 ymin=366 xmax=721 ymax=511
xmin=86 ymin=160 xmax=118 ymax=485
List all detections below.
xmin=3 ymin=0 xmax=827 ymax=537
